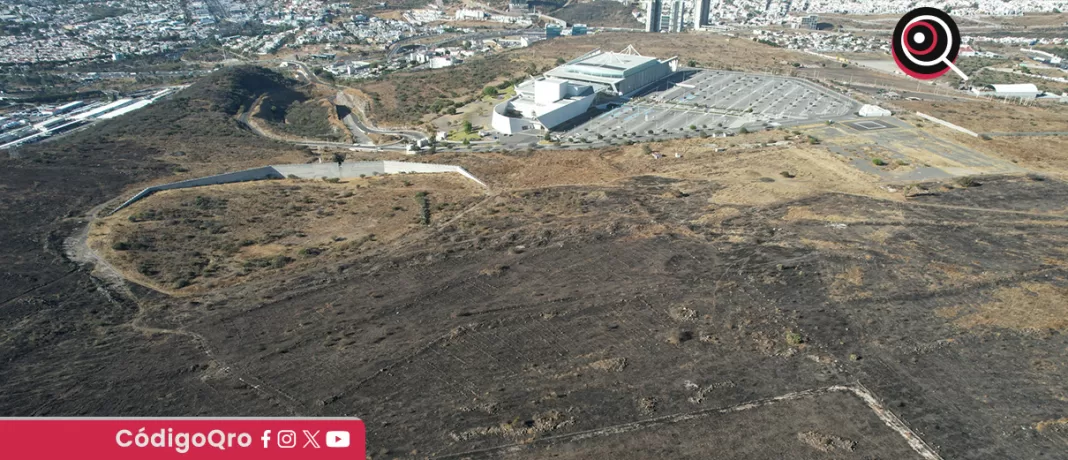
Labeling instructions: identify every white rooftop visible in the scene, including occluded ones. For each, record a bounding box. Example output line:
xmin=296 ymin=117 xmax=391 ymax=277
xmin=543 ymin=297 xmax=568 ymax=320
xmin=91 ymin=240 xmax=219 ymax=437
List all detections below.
xmin=991 ymin=84 xmax=1039 ymax=93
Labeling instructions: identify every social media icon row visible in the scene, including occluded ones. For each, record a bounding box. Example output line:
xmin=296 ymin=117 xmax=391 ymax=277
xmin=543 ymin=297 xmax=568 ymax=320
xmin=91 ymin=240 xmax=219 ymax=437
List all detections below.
xmin=274 ymin=430 xmax=349 ymax=448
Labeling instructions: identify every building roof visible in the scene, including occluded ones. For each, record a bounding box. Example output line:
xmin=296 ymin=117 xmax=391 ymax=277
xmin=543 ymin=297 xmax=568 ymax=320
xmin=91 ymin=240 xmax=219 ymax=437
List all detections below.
xmin=991 ymin=83 xmax=1039 ymax=94
xmin=546 ymin=50 xmax=661 ymax=83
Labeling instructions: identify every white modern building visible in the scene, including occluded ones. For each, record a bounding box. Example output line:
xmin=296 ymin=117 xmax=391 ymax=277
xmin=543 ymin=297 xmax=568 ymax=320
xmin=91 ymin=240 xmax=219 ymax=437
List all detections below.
xmin=491 ymin=78 xmax=597 ymax=133
xmin=545 ymin=46 xmax=677 ymax=96
xmin=491 ymin=47 xmax=678 ymax=134
xmin=455 ymin=9 xmax=487 ymax=20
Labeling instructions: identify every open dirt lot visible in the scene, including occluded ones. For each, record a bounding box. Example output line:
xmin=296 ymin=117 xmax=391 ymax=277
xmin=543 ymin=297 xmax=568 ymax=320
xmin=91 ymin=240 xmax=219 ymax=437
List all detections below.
xmin=881 ymin=102 xmax=1068 ymax=176
xmin=896 ymin=99 xmax=1068 ymax=134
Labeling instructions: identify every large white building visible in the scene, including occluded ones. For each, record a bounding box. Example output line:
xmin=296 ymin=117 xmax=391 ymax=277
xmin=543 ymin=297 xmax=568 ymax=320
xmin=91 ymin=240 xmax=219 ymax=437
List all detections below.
xmin=546 ymin=47 xmax=678 ymax=96
xmin=492 ymin=47 xmax=678 ymax=134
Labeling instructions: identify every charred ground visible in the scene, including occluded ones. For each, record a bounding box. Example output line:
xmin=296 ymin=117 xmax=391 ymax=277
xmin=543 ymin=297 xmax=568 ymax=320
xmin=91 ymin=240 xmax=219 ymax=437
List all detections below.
xmin=2 ymin=67 xmax=1068 ymax=460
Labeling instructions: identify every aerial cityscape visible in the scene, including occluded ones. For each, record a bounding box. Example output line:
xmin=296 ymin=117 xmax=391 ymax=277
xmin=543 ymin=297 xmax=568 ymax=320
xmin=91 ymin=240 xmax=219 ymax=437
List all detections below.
xmin=2 ymin=0 xmax=1068 ymax=458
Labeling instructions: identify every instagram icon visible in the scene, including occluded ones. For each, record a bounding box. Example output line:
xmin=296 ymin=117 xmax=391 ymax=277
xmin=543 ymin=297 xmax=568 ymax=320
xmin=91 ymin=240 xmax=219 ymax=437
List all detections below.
xmin=277 ymin=430 xmax=297 ymax=449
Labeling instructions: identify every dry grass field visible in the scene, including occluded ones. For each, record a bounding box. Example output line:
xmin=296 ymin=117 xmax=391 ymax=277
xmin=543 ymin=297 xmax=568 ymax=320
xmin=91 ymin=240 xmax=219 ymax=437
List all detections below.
xmin=897 ymin=100 xmax=1068 ymax=133
xmin=891 ymin=100 xmax=1068 ymax=174
xmin=91 ymin=174 xmax=484 ymax=294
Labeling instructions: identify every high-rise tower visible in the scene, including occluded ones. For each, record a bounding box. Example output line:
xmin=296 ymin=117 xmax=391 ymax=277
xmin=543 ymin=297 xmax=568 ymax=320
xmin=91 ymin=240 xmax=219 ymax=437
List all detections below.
xmin=645 ymin=0 xmax=663 ymax=32
xmin=697 ymin=0 xmax=711 ymax=27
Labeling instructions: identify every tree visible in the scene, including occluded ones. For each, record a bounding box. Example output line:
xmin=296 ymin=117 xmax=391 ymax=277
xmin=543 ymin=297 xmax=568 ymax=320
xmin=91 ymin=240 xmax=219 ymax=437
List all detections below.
xmin=482 ymin=86 xmax=499 ymax=97
xmin=332 ymin=152 xmax=346 ymax=178
xmin=687 ymin=59 xmax=698 ymax=67
xmin=462 ymin=120 xmax=473 ymax=134
xmin=555 ymin=57 xmax=566 ymax=65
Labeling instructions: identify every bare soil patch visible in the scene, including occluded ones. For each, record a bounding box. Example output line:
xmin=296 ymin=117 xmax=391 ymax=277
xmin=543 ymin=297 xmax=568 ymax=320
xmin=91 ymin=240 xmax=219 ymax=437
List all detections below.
xmin=897 ymin=100 xmax=1068 ymax=133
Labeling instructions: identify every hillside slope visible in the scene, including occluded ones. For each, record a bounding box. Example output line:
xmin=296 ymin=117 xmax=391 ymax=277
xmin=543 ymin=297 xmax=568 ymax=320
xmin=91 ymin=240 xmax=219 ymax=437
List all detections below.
xmin=0 ymin=66 xmax=309 ymax=416
xmin=553 ymin=1 xmax=642 ymax=28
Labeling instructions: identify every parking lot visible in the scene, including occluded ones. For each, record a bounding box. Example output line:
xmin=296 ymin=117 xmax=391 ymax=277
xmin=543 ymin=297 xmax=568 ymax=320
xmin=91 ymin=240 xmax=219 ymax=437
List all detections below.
xmin=562 ymin=69 xmax=860 ymax=141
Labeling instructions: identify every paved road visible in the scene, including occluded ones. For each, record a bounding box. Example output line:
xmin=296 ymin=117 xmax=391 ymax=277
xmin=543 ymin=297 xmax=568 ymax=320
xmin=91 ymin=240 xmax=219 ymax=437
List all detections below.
xmin=260 ymin=59 xmax=431 ymax=144
xmin=333 ymin=90 xmax=427 ymax=143
xmin=236 ymin=101 xmax=408 ymax=152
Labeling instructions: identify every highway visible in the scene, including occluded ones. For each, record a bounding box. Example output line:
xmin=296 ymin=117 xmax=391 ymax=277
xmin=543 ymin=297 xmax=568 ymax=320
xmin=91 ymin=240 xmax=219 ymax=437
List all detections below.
xmin=235 ymin=100 xmax=410 ymax=153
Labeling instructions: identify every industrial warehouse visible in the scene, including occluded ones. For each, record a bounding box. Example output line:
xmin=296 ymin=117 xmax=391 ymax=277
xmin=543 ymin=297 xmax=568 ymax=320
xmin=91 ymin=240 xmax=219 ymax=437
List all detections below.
xmin=491 ymin=46 xmax=678 ymax=134
xmin=0 ymin=87 xmax=181 ymax=150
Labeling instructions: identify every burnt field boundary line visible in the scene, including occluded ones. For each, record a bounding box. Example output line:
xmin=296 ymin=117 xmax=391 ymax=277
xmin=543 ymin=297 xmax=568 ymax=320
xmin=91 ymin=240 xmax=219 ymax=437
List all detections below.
xmin=437 ymin=383 xmax=942 ymax=460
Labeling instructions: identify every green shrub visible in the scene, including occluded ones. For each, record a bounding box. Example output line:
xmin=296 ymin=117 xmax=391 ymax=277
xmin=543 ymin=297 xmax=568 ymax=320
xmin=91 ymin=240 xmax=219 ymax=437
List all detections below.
xmin=956 ymin=176 xmax=980 ymax=187
xmin=872 ymin=158 xmax=887 ymax=166
xmin=785 ymin=331 xmax=803 ymax=345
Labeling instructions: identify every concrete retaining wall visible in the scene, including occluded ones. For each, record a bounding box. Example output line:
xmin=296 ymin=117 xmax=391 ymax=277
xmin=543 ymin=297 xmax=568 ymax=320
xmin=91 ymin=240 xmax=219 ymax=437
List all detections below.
xmin=112 ymin=161 xmax=486 ymax=214
xmin=113 ymin=166 xmax=282 ymax=212
xmin=273 ymin=162 xmax=384 ymax=178
xmin=381 ymin=160 xmax=488 ymax=188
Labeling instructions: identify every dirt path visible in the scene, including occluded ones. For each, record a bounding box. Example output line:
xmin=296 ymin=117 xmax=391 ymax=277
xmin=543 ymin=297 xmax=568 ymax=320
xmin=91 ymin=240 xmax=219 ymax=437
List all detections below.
xmin=62 ymin=202 xmax=308 ymax=416
xmin=439 ymin=383 xmax=942 ymax=460
xmin=63 ymin=202 xmax=131 ymax=295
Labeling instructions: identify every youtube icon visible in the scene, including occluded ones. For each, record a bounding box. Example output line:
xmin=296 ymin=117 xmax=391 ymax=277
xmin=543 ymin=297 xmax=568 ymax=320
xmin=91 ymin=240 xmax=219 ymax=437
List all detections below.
xmin=326 ymin=431 xmax=350 ymax=448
